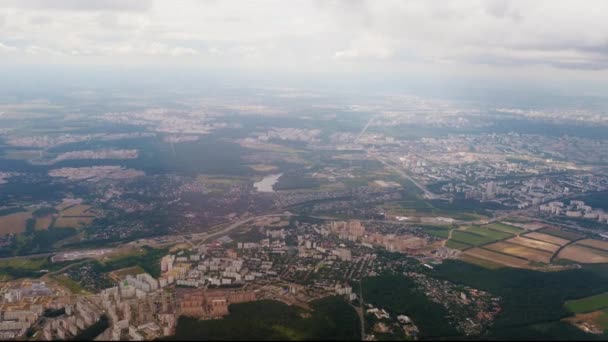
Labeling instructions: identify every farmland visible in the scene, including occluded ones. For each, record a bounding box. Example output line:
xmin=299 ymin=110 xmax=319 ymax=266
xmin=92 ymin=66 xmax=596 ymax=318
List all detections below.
xmin=538 ymin=227 xmax=584 ymax=241
xmin=485 ymin=241 xmax=553 ymax=263
xmin=486 ymin=222 xmax=525 ymax=235
xmin=524 ymin=232 xmax=570 ymax=246
xmin=462 ymin=248 xmax=531 ymax=269
xmin=565 ymin=292 xmax=608 ymax=313
xmin=504 ymin=236 xmax=561 ymax=253
xmin=445 ymin=239 xmax=472 ymax=251
xmin=450 ymin=226 xmax=513 ymax=246
xmin=558 ymin=245 xmax=608 ymax=264
xmin=0 ymin=211 xmax=34 ymax=235
xmin=578 ymin=239 xmax=608 ymax=252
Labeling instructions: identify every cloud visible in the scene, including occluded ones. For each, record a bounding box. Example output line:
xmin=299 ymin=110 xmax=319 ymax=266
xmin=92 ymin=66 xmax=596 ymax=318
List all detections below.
xmin=0 ymin=0 xmax=152 ymax=12
xmin=0 ymin=0 xmax=607 ymax=77
xmin=0 ymin=41 xmax=17 ymax=52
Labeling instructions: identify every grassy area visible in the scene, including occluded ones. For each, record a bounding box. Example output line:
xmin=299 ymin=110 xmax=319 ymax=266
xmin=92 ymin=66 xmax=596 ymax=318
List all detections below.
xmin=566 ymin=292 xmax=608 ymax=313
xmin=486 ymin=222 xmax=525 ymax=235
xmin=451 ymin=231 xmax=492 ymax=246
xmin=424 ymin=229 xmax=450 ymax=238
xmin=166 ymin=297 xmax=360 ymax=341
xmin=450 ymin=226 xmax=513 ymax=246
xmin=0 ymin=257 xmax=47 ymax=270
xmin=98 ymin=246 xmax=168 ymax=278
xmin=52 ymin=274 xmax=89 ymax=294
xmin=539 ymin=227 xmax=584 ymax=241
xmin=445 ymin=239 xmax=472 ymax=250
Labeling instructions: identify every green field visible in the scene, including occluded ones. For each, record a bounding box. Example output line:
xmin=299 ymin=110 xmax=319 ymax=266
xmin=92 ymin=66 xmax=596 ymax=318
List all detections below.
xmin=538 ymin=227 xmax=584 ymax=241
xmin=445 ymin=239 xmax=472 ymax=250
xmin=565 ymin=292 xmax=608 ymax=313
xmin=450 ymin=226 xmax=511 ymax=245
xmin=486 ymin=223 xmax=525 ymax=235
xmin=424 ymin=229 xmax=450 ymax=238
xmin=166 ymin=297 xmax=360 ymax=341
xmin=52 ymin=274 xmax=89 ymax=294
xmin=450 ymin=226 xmax=513 ymax=246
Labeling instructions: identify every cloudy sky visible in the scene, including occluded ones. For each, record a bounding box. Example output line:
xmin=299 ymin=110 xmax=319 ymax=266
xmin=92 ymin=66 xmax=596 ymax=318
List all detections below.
xmin=1 ymin=0 xmax=607 ymax=82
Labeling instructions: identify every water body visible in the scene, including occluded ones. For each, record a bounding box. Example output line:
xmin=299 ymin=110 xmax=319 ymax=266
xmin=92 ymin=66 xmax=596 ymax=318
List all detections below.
xmin=254 ymin=173 xmax=282 ymax=193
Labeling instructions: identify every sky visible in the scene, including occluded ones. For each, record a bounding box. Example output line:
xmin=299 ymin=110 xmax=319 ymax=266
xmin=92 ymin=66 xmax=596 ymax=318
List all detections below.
xmin=1 ymin=0 xmax=608 ymax=85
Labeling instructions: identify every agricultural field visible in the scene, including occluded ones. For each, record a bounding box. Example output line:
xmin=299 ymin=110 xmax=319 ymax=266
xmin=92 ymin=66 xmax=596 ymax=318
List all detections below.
xmin=0 ymin=211 xmax=34 ymax=235
xmin=445 ymin=239 xmax=472 ymax=251
xmin=577 ymin=239 xmax=608 ymax=252
xmin=485 ymin=241 xmax=553 ymax=263
xmin=34 ymin=215 xmax=54 ymax=230
xmin=524 ymin=232 xmax=570 ymax=246
xmin=450 ymin=226 xmax=513 ymax=246
xmin=557 ymin=245 xmax=608 ymax=264
xmin=565 ymin=292 xmax=608 ymax=313
xmin=539 ymin=227 xmax=584 ymax=241
xmin=486 ymin=222 xmax=525 ymax=235
xmin=505 ymin=236 xmax=561 ymax=253
xmin=54 ymin=204 xmax=96 ymax=228
xmin=462 ymin=248 xmax=531 ymax=269
xmin=54 ymin=216 xmax=94 ymax=228
xmin=458 ymin=253 xmax=503 ymax=269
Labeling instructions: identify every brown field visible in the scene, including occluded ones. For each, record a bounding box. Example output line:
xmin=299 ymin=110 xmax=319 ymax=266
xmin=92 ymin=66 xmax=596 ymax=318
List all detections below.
xmin=0 ymin=212 xmax=33 ymax=235
xmin=462 ymin=247 xmax=531 ymax=268
xmin=524 ymin=232 xmax=570 ymax=246
xmin=558 ymin=245 xmax=608 ymax=264
xmin=485 ymin=241 xmax=553 ymax=263
xmin=459 ymin=253 xmax=504 ymax=269
xmin=34 ymin=215 xmax=53 ymax=230
xmin=505 ymin=236 xmax=561 ymax=253
xmin=577 ymin=239 xmax=608 ymax=252
xmin=61 ymin=205 xmax=93 ymax=217
xmin=54 ymin=216 xmax=93 ymax=228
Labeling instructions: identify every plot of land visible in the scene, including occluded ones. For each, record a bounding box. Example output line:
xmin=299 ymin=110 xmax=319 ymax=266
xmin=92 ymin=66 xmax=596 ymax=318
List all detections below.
xmin=558 ymin=245 xmax=608 ymax=264
xmin=485 ymin=241 xmax=553 ymax=263
xmin=462 ymin=248 xmax=531 ymax=268
xmin=505 ymin=236 xmax=561 ymax=253
xmin=458 ymin=253 xmax=503 ymax=269
xmin=523 ymin=232 xmax=570 ymax=246
xmin=54 ymin=216 xmax=94 ymax=228
xmin=34 ymin=215 xmax=54 ymax=230
xmin=60 ymin=204 xmax=93 ymax=216
xmin=565 ymin=292 xmax=608 ymax=313
xmin=0 ymin=211 xmax=33 ymax=235
xmin=445 ymin=239 xmax=472 ymax=250
xmin=539 ymin=227 xmax=584 ymax=241
xmin=450 ymin=226 xmax=513 ymax=246
xmin=486 ymin=222 xmax=525 ymax=235
xmin=577 ymin=239 xmax=608 ymax=252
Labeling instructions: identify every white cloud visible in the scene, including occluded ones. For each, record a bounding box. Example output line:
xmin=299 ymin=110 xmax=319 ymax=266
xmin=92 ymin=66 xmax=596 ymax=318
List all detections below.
xmin=0 ymin=0 xmax=607 ymax=79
